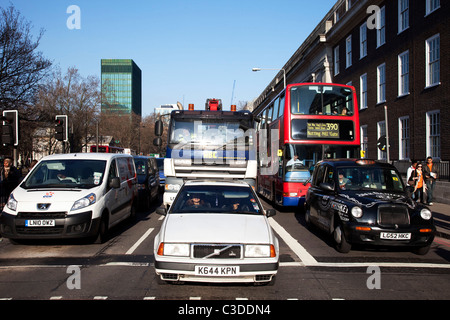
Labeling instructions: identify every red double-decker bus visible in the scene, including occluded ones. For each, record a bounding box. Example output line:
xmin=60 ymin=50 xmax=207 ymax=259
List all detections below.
xmin=90 ymin=145 xmax=124 ymax=153
xmin=255 ymin=83 xmax=360 ymax=207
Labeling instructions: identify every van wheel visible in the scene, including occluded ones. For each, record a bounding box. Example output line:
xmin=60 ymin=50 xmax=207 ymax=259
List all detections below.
xmin=94 ymin=215 xmax=108 ymax=244
xmin=333 ymin=223 xmax=351 ymax=253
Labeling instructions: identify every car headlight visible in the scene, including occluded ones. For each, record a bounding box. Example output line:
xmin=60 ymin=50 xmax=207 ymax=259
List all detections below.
xmin=6 ymin=194 xmax=17 ymax=211
xmin=420 ymin=208 xmax=432 ymax=220
xmin=159 ymin=243 xmax=190 ymax=257
xmin=351 ymin=206 xmax=363 ymax=218
xmin=71 ymin=193 xmax=96 ymax=211
xmin=245 ymin=245 xmax=276 ymax=258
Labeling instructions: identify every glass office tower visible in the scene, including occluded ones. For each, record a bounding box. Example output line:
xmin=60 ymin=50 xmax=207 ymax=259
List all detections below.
xmin=101 ymin=59 xmax=142 ymax=116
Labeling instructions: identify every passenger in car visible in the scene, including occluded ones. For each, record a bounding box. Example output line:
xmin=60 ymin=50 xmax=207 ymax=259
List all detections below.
xmin=186 ymin=193 xmax=211 ymax=209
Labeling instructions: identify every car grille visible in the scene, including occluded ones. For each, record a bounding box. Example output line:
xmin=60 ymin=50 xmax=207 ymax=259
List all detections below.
xmin=193 ymin=244 xmax=242 ymax=259
xmin=17 ymin=212 xmax=67 ymax=219
xmin=377 ymin=205 xmax=410 ymax=227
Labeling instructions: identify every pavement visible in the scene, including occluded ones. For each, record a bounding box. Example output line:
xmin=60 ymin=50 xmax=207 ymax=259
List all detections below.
xmin=430 ymin=202 xmax=450 ymax=240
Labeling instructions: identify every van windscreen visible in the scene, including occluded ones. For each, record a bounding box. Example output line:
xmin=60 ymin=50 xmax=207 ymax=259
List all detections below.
xmin=22 ymin=160 xmax=107 ymax=189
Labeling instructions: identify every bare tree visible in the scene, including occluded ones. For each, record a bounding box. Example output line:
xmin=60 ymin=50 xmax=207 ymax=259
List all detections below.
xmin=34 ymin=67 xmax=101 ymax=153
xmin=0 ymin=5 xmax=52 ymax=111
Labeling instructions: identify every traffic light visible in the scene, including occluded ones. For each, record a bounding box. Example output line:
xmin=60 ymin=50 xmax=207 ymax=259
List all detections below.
xmin=55 ymin=115 xmax=68 ymax=142
xmin=2 ymin=110 xmax=19 ymax=146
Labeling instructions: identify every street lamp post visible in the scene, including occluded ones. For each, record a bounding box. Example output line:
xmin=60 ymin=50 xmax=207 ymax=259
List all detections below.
xmin=252 ymin=67 xmax=286 ymax=89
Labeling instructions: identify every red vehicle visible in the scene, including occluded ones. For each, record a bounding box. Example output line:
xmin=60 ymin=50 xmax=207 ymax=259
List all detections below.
xmin=255 ymin=83 xmax=361 ymax=207
xmin=90 ymin=145 xmax=124 ymax=153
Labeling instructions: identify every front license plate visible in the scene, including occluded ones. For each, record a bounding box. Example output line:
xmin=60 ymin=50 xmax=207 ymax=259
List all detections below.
xmin=380 ymin=232 xmax=411 ymax=240
xmin=25 ymin=219 xmax=55 ymax=227
xmin=195 ymin=266 xmax=239 ymax=276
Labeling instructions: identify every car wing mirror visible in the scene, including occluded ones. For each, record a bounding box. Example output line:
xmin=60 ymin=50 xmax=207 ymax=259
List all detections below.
xmin=319 ymin=182 xmax=335 ymax=192
xmin=265 ymin=208 xmax=276 ymax=217
xmin=156 ymin=206 xmax=167 ymax=216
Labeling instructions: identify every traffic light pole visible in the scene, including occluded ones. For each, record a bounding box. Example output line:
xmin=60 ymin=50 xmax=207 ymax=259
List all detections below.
xmin=384 ymin=105 xmax=390 ymax=163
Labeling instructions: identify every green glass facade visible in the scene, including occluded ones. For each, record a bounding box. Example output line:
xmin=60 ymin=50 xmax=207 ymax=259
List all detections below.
xmin=101 ymin=59 xmax=142 ymax=116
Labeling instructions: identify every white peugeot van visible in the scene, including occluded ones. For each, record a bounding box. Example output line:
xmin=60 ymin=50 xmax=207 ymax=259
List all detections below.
xmin=0 ymin=153 xmax=137 ymax=243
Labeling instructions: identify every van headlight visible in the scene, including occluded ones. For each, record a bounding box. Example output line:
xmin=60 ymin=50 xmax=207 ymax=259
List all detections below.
xmin=71 ymin=193 xmax=96 ymax=211
xmin=6 ymin=194 xmax=17 ymax=211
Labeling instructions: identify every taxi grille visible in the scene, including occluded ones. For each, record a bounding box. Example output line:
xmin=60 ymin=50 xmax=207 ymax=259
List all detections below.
xmin=377 ymin=205 xmax=410 ymax=227
xmin=193 ymin=244 xmax=242 ymax=259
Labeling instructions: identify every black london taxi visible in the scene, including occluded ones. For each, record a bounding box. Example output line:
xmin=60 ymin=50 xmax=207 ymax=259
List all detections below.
xmin=305 ymin=159 xmax=435 ymax=254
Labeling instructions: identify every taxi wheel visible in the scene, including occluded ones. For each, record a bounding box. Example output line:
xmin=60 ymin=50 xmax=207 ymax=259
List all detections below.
xmin=333 ymin=223 xmax=351 ymax=253
xmin=413 ymin=244 xmax=431 ymax=255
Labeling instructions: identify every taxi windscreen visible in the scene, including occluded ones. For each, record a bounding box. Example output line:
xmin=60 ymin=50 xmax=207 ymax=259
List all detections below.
xmin=335 ymin=166 xmax=404 ymax=192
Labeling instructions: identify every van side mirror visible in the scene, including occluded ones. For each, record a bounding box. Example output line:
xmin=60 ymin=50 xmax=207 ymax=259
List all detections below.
xmin=109 ymin=177 xmax=120 ymax=189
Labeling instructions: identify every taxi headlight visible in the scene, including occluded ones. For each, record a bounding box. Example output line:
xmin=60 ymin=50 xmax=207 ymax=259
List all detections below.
xmin=351 ymin=206 xmax=363 ymax=218
xmin=162 ymin=243 xmax=190 ymax=257
xmin=420 ymin=208 xmax=432 ymax=220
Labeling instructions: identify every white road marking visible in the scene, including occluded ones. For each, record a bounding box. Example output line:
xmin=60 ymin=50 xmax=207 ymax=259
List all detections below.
xmin=126 ymin=227 xmax=154 ymax=255
xmin=269 ymin=217 xmax=317 ymax=266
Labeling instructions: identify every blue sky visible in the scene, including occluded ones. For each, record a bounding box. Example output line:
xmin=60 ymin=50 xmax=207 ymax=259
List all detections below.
xmin=5 ymin=0 xmax=337 ymax=116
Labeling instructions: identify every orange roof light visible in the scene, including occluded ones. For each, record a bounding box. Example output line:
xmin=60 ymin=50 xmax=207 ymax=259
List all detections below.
xmin=356 ymin=159 xmax=376 ymax=165
xmin=188 ymin=104 xmax=194 ymax=111
xmin=231 ymin=105 xmax=236 ymax=112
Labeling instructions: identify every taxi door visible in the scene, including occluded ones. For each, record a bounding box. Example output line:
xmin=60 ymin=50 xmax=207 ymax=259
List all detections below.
xmin=309 ymin=164 xmax=336 ymax=233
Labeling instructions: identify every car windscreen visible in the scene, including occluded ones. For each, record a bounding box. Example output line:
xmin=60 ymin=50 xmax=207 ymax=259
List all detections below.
xmin=22 ymin=159 xmax=107 ymax=189
xmin=170 ymin=185 xmax=263 ymax=215
xmin=335 ymin=166 xmax=405 ymax=192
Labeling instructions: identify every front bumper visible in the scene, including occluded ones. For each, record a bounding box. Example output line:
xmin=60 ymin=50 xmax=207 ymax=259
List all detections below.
xmin=343 ymin=222 xmax=435 ymax=247
xmin=154 ymin=259 xmax=279 ymax=283
xmin=0 ymin=211 xmax=100 ymax=240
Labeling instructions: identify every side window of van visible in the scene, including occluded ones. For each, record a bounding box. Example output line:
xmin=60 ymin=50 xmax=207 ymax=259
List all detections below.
xmin=109 ymin=160 xmax=118 ymax=181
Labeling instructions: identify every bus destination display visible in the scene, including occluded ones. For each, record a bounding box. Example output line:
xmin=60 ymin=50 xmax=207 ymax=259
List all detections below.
xmin=307 ymin=122 xmax=340 ymax=139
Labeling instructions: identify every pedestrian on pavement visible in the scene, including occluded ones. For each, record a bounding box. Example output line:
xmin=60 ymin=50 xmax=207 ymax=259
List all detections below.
xmin=406 ymin=160 xmax=418 ymax=199
xmin=423 ymin=156 xmax=439 ymax=206
xmin=0 ymin=157 xmax=21 ymax=205
xmin=410 ymin=163 xmax=426 ymax=203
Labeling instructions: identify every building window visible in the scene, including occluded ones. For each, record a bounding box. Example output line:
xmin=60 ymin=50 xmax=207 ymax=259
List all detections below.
xmin=426 ymin=110 xmax=440 ymax=158
xmin=360 ymin=73 xmax=367 ymax=109
xmin=334 ymin=46 xmax=340 ymax=75
xmin=377 ymin=6 xmax=386 ymax=47
xmin=426 ymin=0 xmax=440 ymax=15
xmin=377 ymin=63 xmax=386 ymax=103
xmin=377 ymin=121 xmax=386 ymax=160
xmin=346 ymin=35 xmax=352 ymax=68
xmin=398 ymin=116 xmax=410 ymax=160
xmin=426 ymin=34 xmax=440 ymax=87
xmin=360 ymin=125 xmax=368 ymax=158
xmin=398 ymin=51 xmax=409 ymax=96
xmin=360 ymin=22 xmax=367 ymax=59
xmin=398 ymin=0 xmax=409 ymax=33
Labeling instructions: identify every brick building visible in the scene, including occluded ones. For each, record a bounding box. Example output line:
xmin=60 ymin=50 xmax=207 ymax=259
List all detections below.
xmin=329 ymin=0 xmax=448 ymax=164
xmin=252 ymin=0 xmax=448 ymax=172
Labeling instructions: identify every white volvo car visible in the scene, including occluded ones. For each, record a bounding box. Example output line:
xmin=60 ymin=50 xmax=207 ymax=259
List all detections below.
xmin=154 ymin=181 xmax=279 ymax=284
